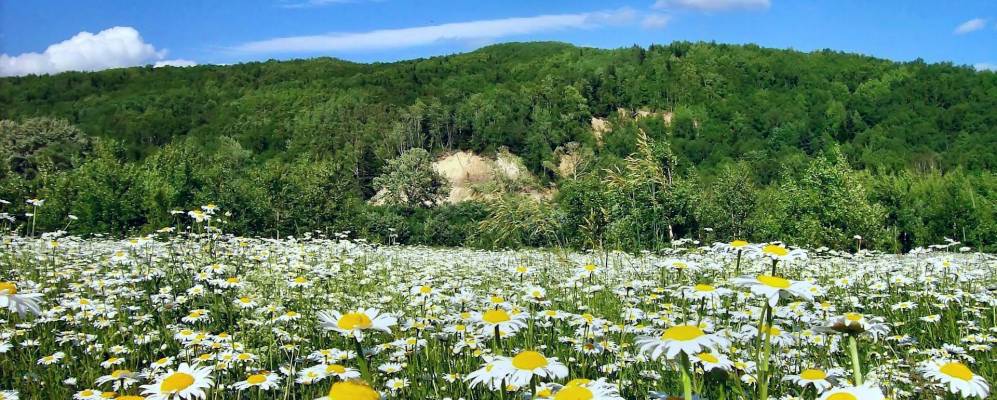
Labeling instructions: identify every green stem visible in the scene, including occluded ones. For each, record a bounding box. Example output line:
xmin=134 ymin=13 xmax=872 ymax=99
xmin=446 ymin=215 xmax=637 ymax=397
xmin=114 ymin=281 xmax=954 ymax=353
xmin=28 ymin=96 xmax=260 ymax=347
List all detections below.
xmin=847 ymin=335 xmax=863 ymax=385
xmin=680 ymin=352 xmax=694 ymax=400
xmin=756 ymin=302 xmax=774 ymax=400
xmin=354 ymin=337 xmax=372 ymax=383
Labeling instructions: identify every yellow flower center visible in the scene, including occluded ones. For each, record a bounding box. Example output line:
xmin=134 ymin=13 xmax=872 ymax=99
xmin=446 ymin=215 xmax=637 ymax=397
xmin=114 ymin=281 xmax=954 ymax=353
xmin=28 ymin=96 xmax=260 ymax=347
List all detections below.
xmin=161 ymin=372 xmax=195 ymax=393
xmin=328 ymin=380 xmax=379 ymax=400
xmin=117 ymin=396 xmax=144 ymax=400
xmin=672 ymin=262 xmax=688 ymax=269
xmin=337 ymin=313 xmax=373 ymax=330
xmin=662 ymin=325 xmax=706 ymax=341
xmin=511 ymin=351 xmax=549 ymax=370
xmin=731 ymin=240 xmax=748 ymax=248
xmin=294 ymin=277 xmax=307 ymax=284
xmin=554 ymin=386 xmax=594 ymax=400
xmin=694 ymin=284 xmax=715 ymax=292
xmin=565 ymin=378 xmax=591 ymax=387
xmin=845 ymin=313 xmax=863 ymax=322
xmin=800 ymin=369 xmax=827 ymax=380
xmin=111 ymin=369 xmax=131 ymax=378
xmin=939 ymin=362 xmax=974 ymax=381
xmin=0 ymin=282 xmax=17 ymax=295
xmin=516 ymin=266 xmax=527 ymax=273
xmin=419 ymin=286 xmax=432 ymax=294
xmin=239 ymin=297 xmax=251 ymax=303
xmin=326 ymin=364 xmax=347 ymax=374
xmin=763 ymin=244 xmax=788 ymax=257
xmin=246 ymin=374 xmax=267 ymax=385
xmin=698 ymin=352 xmax=719 ymax=363
xmin=757 ymin=275 xmax=791 ymax=289
xmin=490 ymin=296 xmax=505 ymax=304
xmin=482 ymin=309 xmax=511 ymax=324
xmin=583 ymin=264 xmax=596 ymax=272
xmin=226 ymin=277 xmax=239 ymax=283
xmin=826 ymin=393 xmax=857 ymax=400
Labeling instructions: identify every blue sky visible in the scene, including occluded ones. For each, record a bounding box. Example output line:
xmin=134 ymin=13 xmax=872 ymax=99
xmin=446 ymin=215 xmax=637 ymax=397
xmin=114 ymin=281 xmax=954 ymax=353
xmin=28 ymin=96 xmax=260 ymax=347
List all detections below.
xmin=1 ymin=0 xmax=996 ymax=76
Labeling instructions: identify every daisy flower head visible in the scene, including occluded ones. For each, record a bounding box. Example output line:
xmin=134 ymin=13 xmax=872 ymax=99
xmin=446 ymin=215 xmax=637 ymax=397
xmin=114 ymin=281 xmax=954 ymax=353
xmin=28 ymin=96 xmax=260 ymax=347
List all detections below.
xmin=141 ymin=362 xmax=214 ymax=400
xmin=659 ymin=258 xmax=700 ymax=272
xmin=919 ymin=359 xmax=990 ymax=398
xmin=783 ymin=368 xmax=836 ymax=393
xmin=320 ymin=380 xmax=380 ymax=400
xmin=577 ymin=263 xmax=600 ymax=276
xmin=232 ymin=371 xmax=281 ymax=391
xmin=95 ymin=369 xmax=138 ymax=391
xmin=318 ymin=308 xmax=397 ymax=341
xmin=816 ymin=383 xmax=885 ymax=400
xmin=321 ymin=363 xmax=361 ymax=381
xmin=818 ymin=313 xmax=890 ymax=340
xmin=733 ymin=275 xmax=814 ymax=306
xmin=384 ymin=377 xmax=409 ymax=391
xmin=465 ymin=357 xmax=504 ymax=390
xmin=691 ymin=351 xmax=733 ymax=372
xmin=473 ymin=308 xmax=528 ymax=335
xmin=636 ymin=324 xmax=729 ymax=360
xmin=756 ymin=243 xmax=807 ymax=262
xmin=0 ymin=281 xmax=44 ymax=316
xmin=409 ymin=285 xmax=437 ymax=297
xmin=38 ymin=351 xmax=65 ymax=365
xmin=553 ymin=378 xmax=624 ymax=400
xmin=491 ymin=350 xmax=568 ymax=387
xmin=684 ymin=283 xmax=732 ymax=301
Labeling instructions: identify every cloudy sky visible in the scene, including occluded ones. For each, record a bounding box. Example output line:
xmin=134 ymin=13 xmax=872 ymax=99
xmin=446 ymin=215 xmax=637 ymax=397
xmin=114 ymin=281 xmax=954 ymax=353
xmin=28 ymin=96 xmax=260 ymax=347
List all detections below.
xmin=2 ymin=0 xmax=996 ymax=76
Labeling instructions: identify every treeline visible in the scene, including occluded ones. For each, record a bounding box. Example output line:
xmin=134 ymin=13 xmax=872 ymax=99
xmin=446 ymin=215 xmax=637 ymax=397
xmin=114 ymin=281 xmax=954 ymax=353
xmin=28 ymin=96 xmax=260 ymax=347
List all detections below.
xmin=1 ymin=42 xmax=995 ymax=251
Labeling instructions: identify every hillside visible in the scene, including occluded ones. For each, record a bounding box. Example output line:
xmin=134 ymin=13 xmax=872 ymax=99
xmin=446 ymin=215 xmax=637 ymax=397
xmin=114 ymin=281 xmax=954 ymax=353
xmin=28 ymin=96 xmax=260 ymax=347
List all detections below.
xmin=3 ymin=41 xmax=996 ymax=172
xmin=1 ymin=41 xmax=995 ymax=250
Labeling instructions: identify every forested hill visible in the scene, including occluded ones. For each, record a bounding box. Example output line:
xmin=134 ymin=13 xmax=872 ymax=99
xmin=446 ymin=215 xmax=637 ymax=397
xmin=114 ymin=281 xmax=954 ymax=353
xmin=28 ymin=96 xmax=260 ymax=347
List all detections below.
xmin=2 ymin=41 xmax=996 ymax=251
xmin=3 ymin=41 xmax=996 ymax=173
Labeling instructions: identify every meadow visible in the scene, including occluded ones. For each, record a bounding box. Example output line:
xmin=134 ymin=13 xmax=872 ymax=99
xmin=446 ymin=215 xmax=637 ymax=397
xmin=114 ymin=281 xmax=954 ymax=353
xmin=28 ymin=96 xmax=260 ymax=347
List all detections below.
xmin=0 ymin=207 xmax=994 ymax=400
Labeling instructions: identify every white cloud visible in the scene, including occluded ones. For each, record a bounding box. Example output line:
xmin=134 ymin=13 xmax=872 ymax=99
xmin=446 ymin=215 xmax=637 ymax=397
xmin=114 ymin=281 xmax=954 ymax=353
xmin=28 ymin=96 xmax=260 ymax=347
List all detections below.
xmin=232 ymin=8 xmax=638 ymax=54
xmin=0 ymin=26 xmax=190 ymax=77
xmin=641 ymin=14 xmax=672 ymax=29
xmin=154 ymin=59 xmax=198 ymax=68
xmin=974 ymin=62 xmax=996 ymax=71
xmin=954 ymin=18 xmax=986 ymax=34
xmin=653 ymin=0 xmax=770 ymax=11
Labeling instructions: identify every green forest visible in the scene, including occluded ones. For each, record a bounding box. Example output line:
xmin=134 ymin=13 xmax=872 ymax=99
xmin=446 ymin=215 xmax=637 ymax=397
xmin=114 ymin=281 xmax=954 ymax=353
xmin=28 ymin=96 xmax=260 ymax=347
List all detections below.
xmin=1 ymin=41 xmax=995 ymax=252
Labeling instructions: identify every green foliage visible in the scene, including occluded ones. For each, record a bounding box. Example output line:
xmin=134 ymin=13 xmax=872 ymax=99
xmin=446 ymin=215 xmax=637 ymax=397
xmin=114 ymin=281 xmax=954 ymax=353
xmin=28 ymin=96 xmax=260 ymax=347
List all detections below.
xmin=372 ymin=148 xmax=449 ymax=208
xmin=696 ymin=162 xmax=758 ymax=239
xmin=0 ymin=117 xmax=91 ymax=180
xmin=764 ymin=149 xmax=888 ymax=249
xmin=1 ymin=42 xmax=995 ymax=251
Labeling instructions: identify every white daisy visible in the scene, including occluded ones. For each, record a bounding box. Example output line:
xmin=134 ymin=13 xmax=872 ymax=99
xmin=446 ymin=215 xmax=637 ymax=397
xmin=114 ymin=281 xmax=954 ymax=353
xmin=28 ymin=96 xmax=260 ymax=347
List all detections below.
xmin=318 ymin=308 xmax=397 ymax=341
xmin=141 ymin=362 xmax=214 ymax=400
xmin=919 ymin=359 xmax=990 ymax=398
xmin=636 ymin=324 xmax=729 ymax=360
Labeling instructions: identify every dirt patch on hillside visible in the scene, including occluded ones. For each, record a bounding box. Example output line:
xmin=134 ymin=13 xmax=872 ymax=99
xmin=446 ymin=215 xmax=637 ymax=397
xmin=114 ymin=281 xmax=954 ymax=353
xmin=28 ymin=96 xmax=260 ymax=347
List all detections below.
xmin=432 ymin=150 xmax=548 ymax=203
xmin=591 ymin=117 xmax=611 ymax=145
